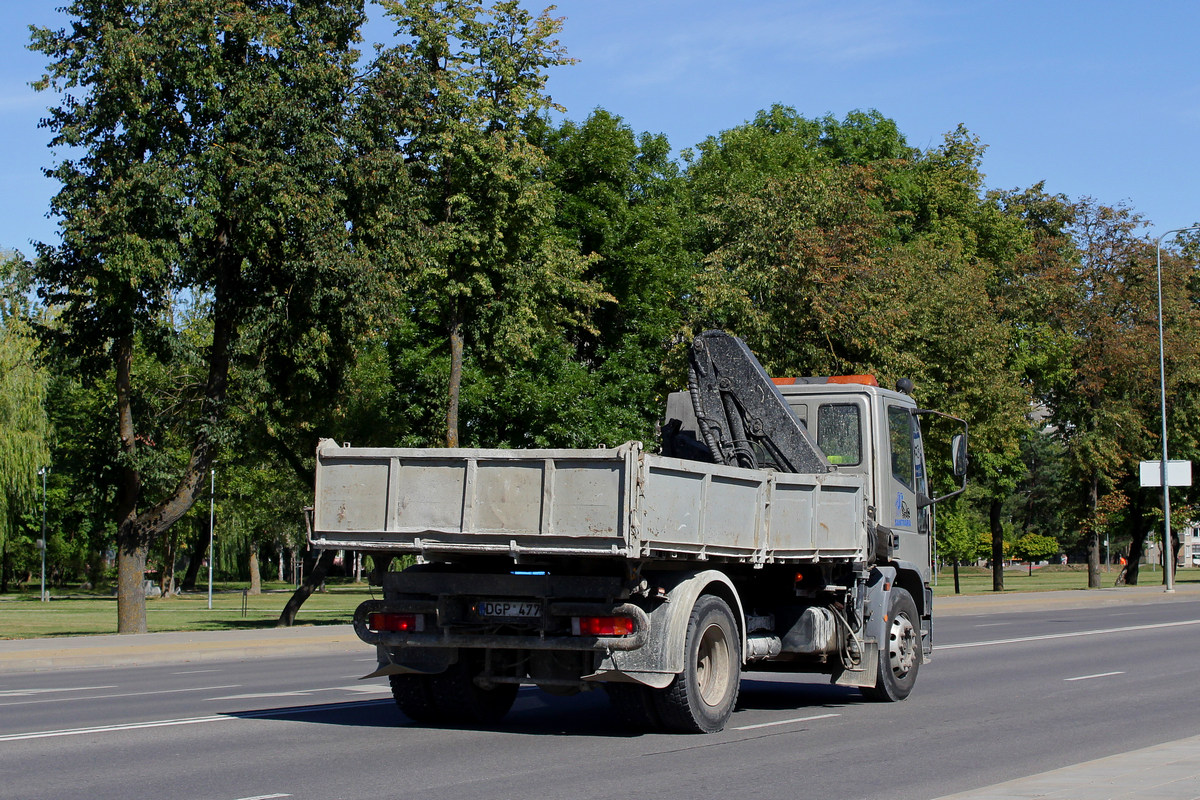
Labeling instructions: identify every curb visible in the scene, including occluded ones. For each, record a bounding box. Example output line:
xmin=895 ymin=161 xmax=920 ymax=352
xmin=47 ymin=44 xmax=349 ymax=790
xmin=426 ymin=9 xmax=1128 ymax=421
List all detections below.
xmin=935 ymin=582 xmax=1200 ymax=617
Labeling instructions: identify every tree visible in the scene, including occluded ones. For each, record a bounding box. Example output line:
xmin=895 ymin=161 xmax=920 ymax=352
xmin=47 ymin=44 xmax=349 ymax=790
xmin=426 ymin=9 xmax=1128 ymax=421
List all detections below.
xmin=1012 ymin=532 xmax=1061 ymax=577
xmin=688 ymin=114 xmax=1030 ymax=498
xmin=358 ymin=0 xmax=608 ymax=447
xmin=936 ymin=501 xmax=986 ymax=594
xmin=1035 ymin=200 xmax=1200 ymax=588
xmin=0 ymin=253 xmax=51 ymax=592
xmin=32 ymin=0 xmax=368 ymax=632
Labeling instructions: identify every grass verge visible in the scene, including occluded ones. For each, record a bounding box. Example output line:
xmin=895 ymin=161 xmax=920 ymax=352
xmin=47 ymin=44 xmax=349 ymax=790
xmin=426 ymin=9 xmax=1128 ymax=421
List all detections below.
xmin=3 ymin=568 xmax=1197 ymax=638
xmin=0 ymin=581 xmax=374 ymax=639
xmin=932 ymin=564 xmax=1200 ymax=596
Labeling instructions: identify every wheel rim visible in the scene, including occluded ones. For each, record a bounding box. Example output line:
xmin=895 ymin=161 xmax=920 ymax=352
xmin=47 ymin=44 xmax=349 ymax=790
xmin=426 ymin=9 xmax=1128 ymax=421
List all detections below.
xmin=888 ymin=612 xmax=917 ymax=678
xmin=695 ymin=621 xmax=732 ymax=706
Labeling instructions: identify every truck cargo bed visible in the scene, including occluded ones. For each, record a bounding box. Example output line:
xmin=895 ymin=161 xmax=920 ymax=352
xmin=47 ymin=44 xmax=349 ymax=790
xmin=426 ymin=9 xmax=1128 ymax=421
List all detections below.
xmin=312 ymin=440 xmax=867 ymax=564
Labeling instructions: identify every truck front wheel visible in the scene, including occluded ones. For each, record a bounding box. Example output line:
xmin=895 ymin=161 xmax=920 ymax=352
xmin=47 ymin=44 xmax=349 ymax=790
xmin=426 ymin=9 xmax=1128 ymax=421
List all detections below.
xmin=863 ymin=587 xmax=920 ymax=702
xmin=655 ymin=594 xmax=741 ymax=733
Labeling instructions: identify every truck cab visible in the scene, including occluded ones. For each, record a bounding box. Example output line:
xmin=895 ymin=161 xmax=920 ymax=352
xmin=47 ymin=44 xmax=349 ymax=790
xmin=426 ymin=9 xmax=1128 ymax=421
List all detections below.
xmin=774 ymin=378 xmax=933 ymax=583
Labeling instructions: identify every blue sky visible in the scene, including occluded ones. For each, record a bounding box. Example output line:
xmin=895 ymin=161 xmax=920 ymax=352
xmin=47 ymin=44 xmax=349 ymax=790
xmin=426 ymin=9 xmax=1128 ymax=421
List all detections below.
xmin=3 ymin=1 xmax=1199 ymax=255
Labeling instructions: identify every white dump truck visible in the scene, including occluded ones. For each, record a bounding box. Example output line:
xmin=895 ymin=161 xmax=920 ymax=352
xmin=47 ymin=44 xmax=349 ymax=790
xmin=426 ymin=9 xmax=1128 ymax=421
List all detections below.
xmin=310 ymin=331 xmax=967 ymax=733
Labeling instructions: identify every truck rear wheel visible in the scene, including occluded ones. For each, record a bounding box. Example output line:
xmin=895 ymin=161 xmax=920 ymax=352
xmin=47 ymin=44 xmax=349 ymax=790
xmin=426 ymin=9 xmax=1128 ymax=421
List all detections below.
xmin=429 ymin=651 xmax=519 ymax=725
xmin=862 ymin=587 xmax=920 ymax=702
xmin=655 ymin=594 xmax=741 ymax=733
xmin=389 ymin=673 xmax=439 ymax=723
xmin=390 ymin=651 xmax=518 ymax=726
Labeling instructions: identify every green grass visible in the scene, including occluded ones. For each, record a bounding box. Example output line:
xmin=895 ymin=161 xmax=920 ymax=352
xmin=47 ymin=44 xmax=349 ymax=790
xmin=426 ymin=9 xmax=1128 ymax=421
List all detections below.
xmin=3 ymin=568 xmax=1198 ymax=639
xmin=932 ymin=564 xmax=1200 ymax=596
xmin=0 ymin=581 xmax=375 ymax=639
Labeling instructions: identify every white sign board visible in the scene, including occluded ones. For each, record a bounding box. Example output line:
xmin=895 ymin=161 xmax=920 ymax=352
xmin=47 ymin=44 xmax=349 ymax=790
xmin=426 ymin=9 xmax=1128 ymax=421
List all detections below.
xmin=1139 ymin=460 xmax=1192 ymax=487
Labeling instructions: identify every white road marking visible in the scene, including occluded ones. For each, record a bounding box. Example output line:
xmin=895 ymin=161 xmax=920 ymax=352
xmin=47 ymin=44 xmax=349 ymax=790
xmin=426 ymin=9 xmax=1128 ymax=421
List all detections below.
xmin=233 ymin=794 xmax=291 ymax=800
xmin=206 ymin=692 xmax=310 ymax=701
xmin=206 ymin=685 xmax=388 ymax=702
xmin=173 ymin=669 xmax=220 ymax=675
xmin=0 ymin=684 xmax=243 ymax=707
xmin=938 ymin=618 xmax=1200 ymax=650
xmin=0 ymin=698 xmax=393 ymax=742
xmin=972 ymin=622 xmax=1011 ymax=628
xmin=733 ymin=713 xmax=839 ymax=731
xmin=0 ymin=685 xmax=116 ymax=698
xmin=0 ymin=714 xmax=230 ymax=741
xmin=1065 ymin=671 xmax=1125 ymax=682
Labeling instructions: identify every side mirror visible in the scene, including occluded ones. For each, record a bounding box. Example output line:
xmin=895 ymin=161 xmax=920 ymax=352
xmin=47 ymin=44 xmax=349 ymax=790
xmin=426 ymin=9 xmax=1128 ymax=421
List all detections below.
xmin=951 ymin=433 xmax=968 ymax=479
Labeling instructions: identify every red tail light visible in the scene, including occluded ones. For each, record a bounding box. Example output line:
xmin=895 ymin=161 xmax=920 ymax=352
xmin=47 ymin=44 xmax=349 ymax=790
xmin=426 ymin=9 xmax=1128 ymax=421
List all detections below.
xmin=368 ymin=612 xmax=424 ymax=633
xmin=572 ymin=616 xmax=636 ymax=636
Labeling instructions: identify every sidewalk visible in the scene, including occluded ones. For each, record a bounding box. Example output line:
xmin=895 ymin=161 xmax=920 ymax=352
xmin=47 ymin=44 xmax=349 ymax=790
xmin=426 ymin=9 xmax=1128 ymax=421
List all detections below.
xmin=931 ymin=735 xmax=1200 ymax=800
xmin=0 ymin=623 xmax=361 ymax=672
xmin=935 ymin=580 xmax=1200 ymax=617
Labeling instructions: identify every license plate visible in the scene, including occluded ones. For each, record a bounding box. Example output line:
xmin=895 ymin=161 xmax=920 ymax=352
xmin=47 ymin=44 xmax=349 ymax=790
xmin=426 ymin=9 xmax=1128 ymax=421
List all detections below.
xmin=474 ymin=600 xmax=542 ymax=619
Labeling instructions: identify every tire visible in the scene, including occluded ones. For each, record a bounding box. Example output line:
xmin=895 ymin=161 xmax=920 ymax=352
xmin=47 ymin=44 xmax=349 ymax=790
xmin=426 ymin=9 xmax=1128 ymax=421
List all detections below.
xmin=427 ymin=650 xmax=519 ymax=726
xmin=389 ymin=673 xmax=439 ymax=723
xmin=862 ymin=587 xmax=920 ymax=702
xmin=605 ymin=682 xmax=663 ymax=732
xmin=654 ymin=594 xmax=741 ymax=733
xmin=390 ymin=651 xmax=518 ymax=726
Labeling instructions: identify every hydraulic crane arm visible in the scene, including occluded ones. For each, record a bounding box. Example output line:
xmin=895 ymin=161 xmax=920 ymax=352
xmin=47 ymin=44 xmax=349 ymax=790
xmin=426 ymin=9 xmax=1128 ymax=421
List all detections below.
xmin=687 ymin=331 xmax=832 ymax=474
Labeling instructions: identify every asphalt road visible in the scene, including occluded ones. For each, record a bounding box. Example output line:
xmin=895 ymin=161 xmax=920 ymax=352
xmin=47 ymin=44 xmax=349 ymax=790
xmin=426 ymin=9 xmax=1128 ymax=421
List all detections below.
xmin=1 ymin=600 xmax=1197 ymax=800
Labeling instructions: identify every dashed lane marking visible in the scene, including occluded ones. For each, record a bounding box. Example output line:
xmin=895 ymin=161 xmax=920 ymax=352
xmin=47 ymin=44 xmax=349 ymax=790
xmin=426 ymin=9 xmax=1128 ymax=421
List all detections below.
xmin=1065 ymin=671 xmax=1125 ymax=682
xmin=733 ymin=713 xmax=840 ymax=731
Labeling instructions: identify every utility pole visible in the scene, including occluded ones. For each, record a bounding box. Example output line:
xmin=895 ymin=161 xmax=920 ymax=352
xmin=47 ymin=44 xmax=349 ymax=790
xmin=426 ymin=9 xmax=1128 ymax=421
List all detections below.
xmin=208 ymin=466 xmax=216 ymax=610
xmin=38 ymin=466 xmax=49 ymax=602
xmin=1154 ymin=225 xmax=1200 ymax=593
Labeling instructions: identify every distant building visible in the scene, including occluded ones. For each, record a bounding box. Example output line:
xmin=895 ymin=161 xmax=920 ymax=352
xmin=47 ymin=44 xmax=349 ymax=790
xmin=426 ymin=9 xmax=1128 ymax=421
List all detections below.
xmin=1146 ymin=524 xmax=1200 ymax=568
xmin=1186 ymin=525 xmax=1200 ymax=567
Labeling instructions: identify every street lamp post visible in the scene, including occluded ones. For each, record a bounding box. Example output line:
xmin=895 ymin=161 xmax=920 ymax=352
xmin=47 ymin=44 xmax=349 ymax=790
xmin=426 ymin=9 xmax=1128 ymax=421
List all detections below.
xmin=1154 ymin=224 xmax=1200 ymax=594
xmin=37 ymin=466 xmax=48 ymax=602
xmin=208 ymin=466 xmax=216 ymax=610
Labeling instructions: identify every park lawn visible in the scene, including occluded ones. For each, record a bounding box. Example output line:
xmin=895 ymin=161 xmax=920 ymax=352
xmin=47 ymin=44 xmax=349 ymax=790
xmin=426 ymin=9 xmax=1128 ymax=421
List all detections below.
xmin=932 ymin=564 xmax=1200 ymax=596
xmin=3 ymin=569 xmax=1198 ymax=638
xmin=0 ymin=582 xmax=374 ymax=639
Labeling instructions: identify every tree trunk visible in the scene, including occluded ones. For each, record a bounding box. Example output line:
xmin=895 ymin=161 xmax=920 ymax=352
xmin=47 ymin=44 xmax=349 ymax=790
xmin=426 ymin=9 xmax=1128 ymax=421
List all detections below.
xmin=158 ymin=528 xmax=176 ymax=598
xmin=1087 ymin=532 xmax=1102 ymax=588
xmin=1166 ymin=528 xmax=1181 ymax=585
xmin=116 ymin=533 xmax=149 ymax=633
xmin=181 ymin=517 xmax=211 ymax=592
xmin=990 ymin=498 xmax=1004 ymax=592
xmin=276 ymin=548 xmax=337 ymax=626
xmin=115 ymin=335 xmax=146 ymax=633
xmin=953 ymin=560 xmax=961 ymax=595
xmin=248 ymin=544 xmax=262 ymax=595
xmin=446 ymin=313 xmax=463 ymax=448
xmin=1086 ymin=474 xmax=1100 ymax=588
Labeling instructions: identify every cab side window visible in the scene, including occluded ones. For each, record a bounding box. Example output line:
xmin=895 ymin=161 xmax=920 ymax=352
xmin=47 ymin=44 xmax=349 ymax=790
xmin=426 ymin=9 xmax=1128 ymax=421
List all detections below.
xmin=888 ymin=406 xmax=914 ymax=489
